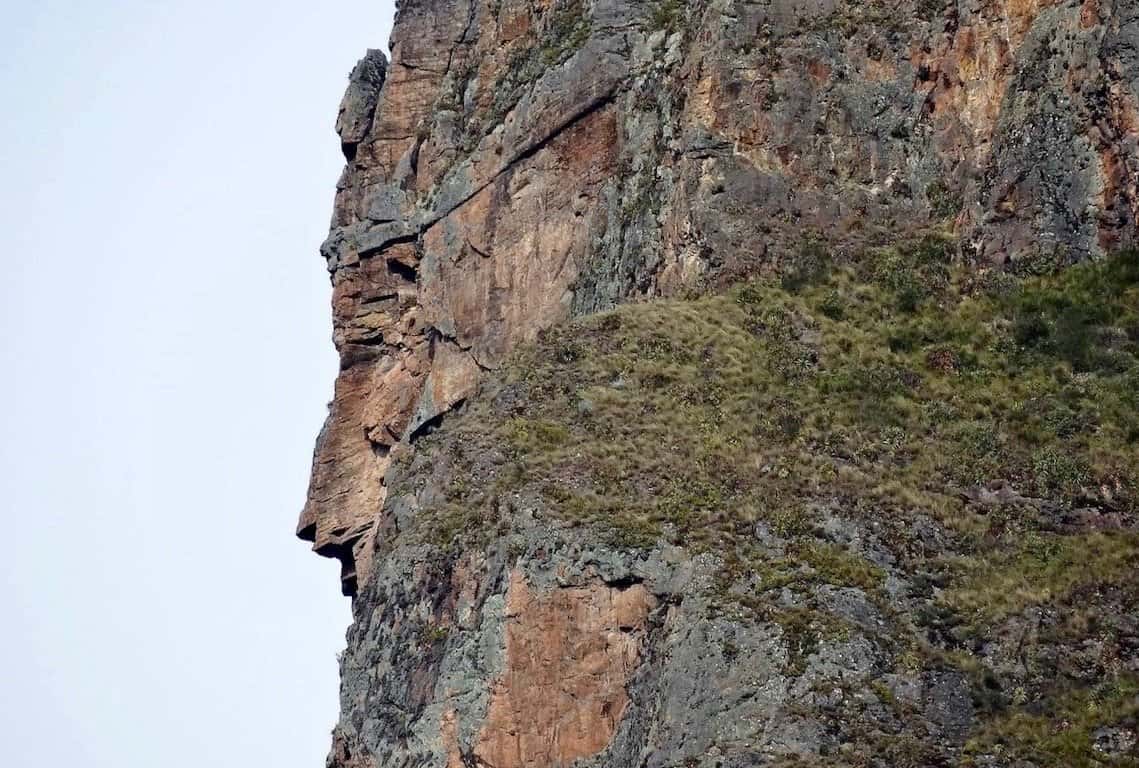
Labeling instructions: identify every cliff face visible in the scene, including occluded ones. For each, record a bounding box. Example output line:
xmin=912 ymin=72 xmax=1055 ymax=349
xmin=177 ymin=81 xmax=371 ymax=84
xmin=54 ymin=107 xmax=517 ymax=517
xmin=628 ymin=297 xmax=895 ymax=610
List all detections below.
xmin=300 ymin=1 xmax=1139 ymax=766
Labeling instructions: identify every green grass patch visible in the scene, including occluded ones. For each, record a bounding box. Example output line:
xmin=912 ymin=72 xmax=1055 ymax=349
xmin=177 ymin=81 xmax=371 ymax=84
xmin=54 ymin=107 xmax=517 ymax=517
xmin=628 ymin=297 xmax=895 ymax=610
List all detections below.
xmin=964 ymin=676 xmax=1139 ymax=768
xmin=944 ymin=531 xmax=1139 ymax=625
xmin=408 ymin=246 xmax=1139 ymax=605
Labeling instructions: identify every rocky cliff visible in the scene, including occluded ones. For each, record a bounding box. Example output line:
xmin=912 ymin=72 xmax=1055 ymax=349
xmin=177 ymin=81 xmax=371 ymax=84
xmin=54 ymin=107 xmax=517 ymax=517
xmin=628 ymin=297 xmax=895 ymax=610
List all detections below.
xmin=300 ymin=1 xmax=1139 ymax=766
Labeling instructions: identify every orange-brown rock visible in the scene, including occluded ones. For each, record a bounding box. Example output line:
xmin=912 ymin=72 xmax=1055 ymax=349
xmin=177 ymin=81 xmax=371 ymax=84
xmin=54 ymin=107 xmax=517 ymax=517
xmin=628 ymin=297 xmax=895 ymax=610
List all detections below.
xmin=470 ymin=571 xmax=654 ymax=768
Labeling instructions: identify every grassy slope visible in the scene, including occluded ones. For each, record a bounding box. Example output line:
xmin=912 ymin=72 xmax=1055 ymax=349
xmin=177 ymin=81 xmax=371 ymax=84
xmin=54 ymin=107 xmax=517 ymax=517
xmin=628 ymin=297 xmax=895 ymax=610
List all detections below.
xmin=402 ymin=242 xmax=1139 ymax=766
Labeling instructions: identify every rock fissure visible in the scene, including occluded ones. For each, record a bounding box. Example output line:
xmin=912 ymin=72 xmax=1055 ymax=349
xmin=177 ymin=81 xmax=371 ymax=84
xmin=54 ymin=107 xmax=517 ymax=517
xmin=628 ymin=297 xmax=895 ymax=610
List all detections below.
xmin=419 ymin=90 xmax=621 ymax=236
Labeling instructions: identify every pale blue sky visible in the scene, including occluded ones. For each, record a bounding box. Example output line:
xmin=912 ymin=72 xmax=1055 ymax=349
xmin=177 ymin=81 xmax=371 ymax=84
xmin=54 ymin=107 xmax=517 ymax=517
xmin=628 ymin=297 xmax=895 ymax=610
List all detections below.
xmin=0 ymin=2 xmax=395 ymax=765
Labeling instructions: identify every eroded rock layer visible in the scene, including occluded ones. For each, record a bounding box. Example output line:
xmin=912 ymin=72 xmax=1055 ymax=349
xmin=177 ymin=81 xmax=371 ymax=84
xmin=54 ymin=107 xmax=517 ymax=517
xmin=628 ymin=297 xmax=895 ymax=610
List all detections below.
xmin=301 ymin=0 xmax=1139 ymax=765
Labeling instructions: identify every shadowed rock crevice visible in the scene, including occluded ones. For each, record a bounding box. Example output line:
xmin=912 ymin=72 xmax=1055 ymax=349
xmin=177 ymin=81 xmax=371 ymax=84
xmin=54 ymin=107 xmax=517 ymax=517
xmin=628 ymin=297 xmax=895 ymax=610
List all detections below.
xmin=386 ymin=256 xmax=418 ymax=283
xmin=407 ymin=401 xmax=460 ymax=444
xmin=314 ymin=534 xmax=363 ymax=598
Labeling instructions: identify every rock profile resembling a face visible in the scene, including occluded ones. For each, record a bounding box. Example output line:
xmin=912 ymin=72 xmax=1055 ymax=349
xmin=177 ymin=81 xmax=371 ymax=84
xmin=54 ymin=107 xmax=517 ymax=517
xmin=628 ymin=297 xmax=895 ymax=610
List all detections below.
xmin=300 ymin=3 xmax=1139 ymax=766
xmin=300 ymin=0 xmax=1139 ymax=598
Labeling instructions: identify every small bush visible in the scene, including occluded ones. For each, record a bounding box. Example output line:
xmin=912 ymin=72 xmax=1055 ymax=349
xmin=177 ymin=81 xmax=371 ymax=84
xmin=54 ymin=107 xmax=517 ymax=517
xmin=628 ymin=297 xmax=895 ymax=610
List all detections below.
xmin=782 ymin=239 xmax=831 ymax=293
xmin=1031 ymin=447 xmax=1090 ymax=497
xmin=926 ymin=179 xmax=962 ymax=219
xmin=650 ymin=0 xmax=683 ymax=31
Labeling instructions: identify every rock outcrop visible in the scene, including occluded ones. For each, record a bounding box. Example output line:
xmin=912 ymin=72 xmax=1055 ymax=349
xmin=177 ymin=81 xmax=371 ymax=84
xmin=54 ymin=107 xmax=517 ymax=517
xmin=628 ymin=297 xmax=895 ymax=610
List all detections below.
xmin=299 ymin=0 xmax=1139 ymax=765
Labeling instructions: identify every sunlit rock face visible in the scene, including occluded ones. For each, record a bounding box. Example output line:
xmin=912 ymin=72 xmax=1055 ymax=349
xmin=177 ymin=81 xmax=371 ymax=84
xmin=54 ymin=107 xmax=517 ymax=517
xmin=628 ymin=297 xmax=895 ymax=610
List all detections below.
xmin=300 ymin=0 xmax=1138 ymax=765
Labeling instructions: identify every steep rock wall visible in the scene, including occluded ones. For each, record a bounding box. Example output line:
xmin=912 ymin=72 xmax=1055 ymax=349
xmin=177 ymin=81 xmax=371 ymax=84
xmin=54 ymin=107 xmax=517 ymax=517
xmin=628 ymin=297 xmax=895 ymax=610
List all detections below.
xmin=300 ymin=1 xmax=1139 ymax=765
xmin=301 ymin=0 xmax=1138 ymax=596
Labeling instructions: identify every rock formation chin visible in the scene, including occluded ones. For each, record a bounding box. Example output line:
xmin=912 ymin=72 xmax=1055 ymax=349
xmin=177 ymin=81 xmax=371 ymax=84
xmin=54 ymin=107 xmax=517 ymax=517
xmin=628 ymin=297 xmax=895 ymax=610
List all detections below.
xmin=299 ymin=0 xmax=1139 ymax=765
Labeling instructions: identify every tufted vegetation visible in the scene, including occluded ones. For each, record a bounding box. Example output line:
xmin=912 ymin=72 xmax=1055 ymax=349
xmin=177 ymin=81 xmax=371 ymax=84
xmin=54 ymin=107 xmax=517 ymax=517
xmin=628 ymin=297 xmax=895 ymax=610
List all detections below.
xmin=397 ymin=245 xmax=1139 ymax=766
xmin=410 ymin=244 xmax=1137 ymax=548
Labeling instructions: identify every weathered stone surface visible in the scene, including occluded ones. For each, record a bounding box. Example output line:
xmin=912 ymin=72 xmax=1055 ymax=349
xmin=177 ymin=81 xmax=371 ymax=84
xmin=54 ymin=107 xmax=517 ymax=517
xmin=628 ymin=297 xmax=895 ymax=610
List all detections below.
xmin=299 ymin=0 xmax=1139 ymax=763
xmin=470 ymin=570 xmax=653 ymax=768
xmin=337 ymin=50 xmax=388 ymax=156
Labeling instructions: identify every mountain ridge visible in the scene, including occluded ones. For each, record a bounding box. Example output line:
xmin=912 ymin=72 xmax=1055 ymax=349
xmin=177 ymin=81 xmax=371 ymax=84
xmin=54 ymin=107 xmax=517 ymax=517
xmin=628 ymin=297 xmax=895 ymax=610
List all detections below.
xmin=299 ymin=1 xmax=1139 ymax=765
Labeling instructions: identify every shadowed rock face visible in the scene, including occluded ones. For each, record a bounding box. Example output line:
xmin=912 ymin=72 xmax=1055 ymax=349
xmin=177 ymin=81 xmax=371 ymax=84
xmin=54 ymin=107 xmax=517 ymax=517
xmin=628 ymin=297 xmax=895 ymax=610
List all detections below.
xmin=299 ymin=0 xmax=1138 ymax=764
